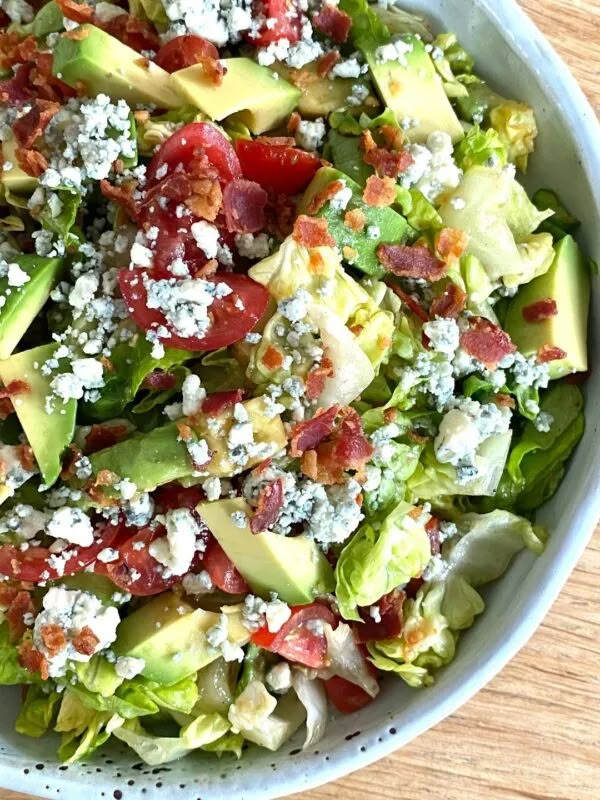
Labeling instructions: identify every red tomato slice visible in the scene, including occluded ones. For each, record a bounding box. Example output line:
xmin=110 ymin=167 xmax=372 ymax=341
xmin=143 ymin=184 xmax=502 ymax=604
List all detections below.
xmin=324 ymin=675 xmax=375 ymax=714
xmin=119 ymin=269 xmax=269 ymax=352
xmin=202 ymin=536 xmax=250 ymax=594
xmin=95 ymin=524 xmax=177 ymax=597
xmin=146 ymin=123 xmax=241 ymax=187
xmin=247 ymin=0 xmax=301 ymax=46
xmin=251 ymin=602 xmax=338 ymax=668
xmin=153 ymin=484 xmax=206 ymax=513
xmin=0 ymin=521 xmax=118 ymax=582
xmin=154 ymin=35 xmax=219 ymax=73
xmin=235 ymin=139 xmax=321 ymax=195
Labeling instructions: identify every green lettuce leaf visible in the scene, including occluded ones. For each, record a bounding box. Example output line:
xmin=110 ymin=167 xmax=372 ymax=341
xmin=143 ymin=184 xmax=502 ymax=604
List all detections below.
xmin=339 ymin=0 xmax=389 ymax=51
xmin=532 ymin=189 xmax=581 ymax=242
xmin=131 ymin=365 xmax=190 ymax=415
xmin=15 ymin=685 xmax=61 ymax=738
xmin=69 ymin=680 xmax=160 ymax=719
xmin=36 ymin=190 xmax=81 ymax=240
xmin=0 ymin=623 xmax=40 ymax=685
xmin=140 ymin=675 xmax=199 ymax=714
xmin=455 ymin=126 xmax=507 ymax=171
xmin=55 ymin=690 xmax=121 ymax=763
xmin=335 ymin=500 xmax=432 ymax=620
xmin=394 ymin=187 xmax=443 ymax=232
xmin=489 ymin=101 xmax=537 ymax=172
xmin=201 ymin=731 xmax=244 ymax=758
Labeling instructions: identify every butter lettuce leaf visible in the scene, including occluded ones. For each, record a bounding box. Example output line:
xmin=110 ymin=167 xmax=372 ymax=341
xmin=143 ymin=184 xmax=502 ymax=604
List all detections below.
xmin=455 ymin=125 xmax=507 ymax=171
xmin=15 ymin=684 xmax=61 ymax=738
xmin=0 ymin=623 xmax=40 ymax=685
xmin=55 ymin=690 xmax=122 ymax=763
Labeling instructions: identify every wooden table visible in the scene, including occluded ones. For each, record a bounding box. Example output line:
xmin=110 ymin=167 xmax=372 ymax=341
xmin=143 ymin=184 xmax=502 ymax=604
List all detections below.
xmin=3 ymin=2 xmax=599 ymax=800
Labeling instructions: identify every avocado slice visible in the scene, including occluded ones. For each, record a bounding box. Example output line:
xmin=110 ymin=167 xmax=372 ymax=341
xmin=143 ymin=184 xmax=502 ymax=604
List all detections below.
xmin=88 ymin=397 xmax=287 ymax=491
xmin=1 ymin=136 xmax=37 ymax=196
xmin=0 ymin=255 xmax=64 ymax=360
xmin=504 ymin=235 xmax=590 ymax=379
xmin=271 ymin=61 xmax=373 ymax=118
xmin=171 ymin=58 xmax=301 ymax=135
xmin=52 ymin=25 xmax=184 ymax=109
xmin=365 ymin=36 xmax=464 ymax=144
xmin=197 ymin=497 xmax=335 ymax=605
xmin=298 ymin=165 xmax=413 ymax=276
xmin=0 ymin=343 xmax=77 ymax=486
xmin=113 ymin=593 xmax=249 ymax=685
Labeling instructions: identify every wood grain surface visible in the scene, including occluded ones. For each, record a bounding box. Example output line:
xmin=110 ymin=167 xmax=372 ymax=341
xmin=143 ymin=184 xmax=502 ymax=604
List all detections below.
xmin=3 ymin=2 xmax=599 ymax=800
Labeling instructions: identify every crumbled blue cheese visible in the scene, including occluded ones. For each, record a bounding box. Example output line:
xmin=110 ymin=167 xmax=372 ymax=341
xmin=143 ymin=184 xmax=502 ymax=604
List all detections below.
xmin=346 ymin=83 xmax=370 ymax=107
xmin=46 ymin=507 xmax=94 ymax=547
xmin=330 ymin=55 xmax=365 ymax=78
xmin=374 ymin=37 xmax=414 ymax=66
xmin=206 ymin=612 xmax=244 ymax=662
xmin=230 ymin=510 xmax=248 ymax=528
xmin=278 ymin=289 xmax=310 ymax=323
xmin=6 ymin=261 xmax=30 ymax=287
xmin=190 ymin=221 xmax=220 ymax=259
xmin=265 ymin=662 xmax=292 ymax=694
xmin=294 ymin=118 xmax=326 ymax=152
xmin=242 ymin=593 xmax=290 ymax=633
xmin=400 ymin=131 xmax=462 ymax=204
xmin=235 ymin=232 xmax=272 ymax=259
xmin=144 ymin=274 xmax=231 ymax=339
xmin=148 ymin=507 xmax=202 ymax=576
xmin=115 ymin=656 xmax=146 ymax=680
xmin=32 ymin=587 xmax=120 ymax=677
xmin=0 ymin=0 xmax=34 ymax=24
xmin=0 ymin=504 xmax=48 ymax=541
xmin=534 ymin=411 xmax=553 ymax=433
xmin=423 ymin=318 xmax=460 ymax=356
xmin=328 ymin=181 xmax=353 ymax=211
xmin=181 ymin=373 xmax=206 ymax=416
xmin=182 ymin=570 xmax=213 ymax=594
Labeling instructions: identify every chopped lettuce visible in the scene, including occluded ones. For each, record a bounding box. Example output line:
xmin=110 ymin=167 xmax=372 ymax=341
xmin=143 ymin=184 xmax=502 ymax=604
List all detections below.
xmin=0 ymin=623 xmax=40 ymax=685
xmin=15 ymin=685 xmax=61 ymax=738
xmin=532 ymin=189 xmax=581 ymax=242
xmin=291 ymin=669 xmax=328 ymax=749
xmin=489 ymin=101 xmax=538 ymax=172
xmin=228 ymin=682 xmax=306 ymax=751
xmin=319 ymin=623 xmax=379 ymax=697
xmin=455 ymin=126 xmax=507 ymax=171
xmin=55 ymin=690 xmax=121 ymax=763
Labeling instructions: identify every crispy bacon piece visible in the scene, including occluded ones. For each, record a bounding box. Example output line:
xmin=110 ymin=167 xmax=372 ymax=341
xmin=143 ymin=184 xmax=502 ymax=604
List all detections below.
xmin=85 ymin=423 xmax=130 ymax=454
xmin=0 ymin=380 xmax=30 ymax=399
xmin=316 ymin=49 xmax=340 ymax=77
xmin=356 ymin=589 xmax=406 ymax=643
xmin=522 ymin=298 xmax=558 ymax=322
xmin=12 ymin=99 xmax=60 ymax=150
xmin=250 ymin=478 xmax=285 ymax=533
xmin=290 ymin=405 xmax=339 ymax=457
xmin=264 ymin=192 xmax=296 ymax=240
xmin=18 ymin=641 xmax=48 ymax=680
xmin=60 ymin=444 xmax=84 ymax=481
xmin=380 ymin=125 xmax=405 ymax=151
xmin=202 ymin=389 xmax=244 ymax=416
xmin=306 ymin=179 xmax=344 ymax=215
xmin=223 ymin=178 xmax=268 ymax=234
xmin=300 ymin=407 xmax=374 ymax=484
xmin=72 ymin=626 xmax=99 ymax=656
xmin=6 ymin=591 xmax=35 ymax=643
xmin=344 ymin=208 xmax=366 ymax=232
xmin=56 ymin=0 xmax=93 ymax=22
xmin=538 ymin=344 xmax=567 ymax=363
xmin=262 ymin=345 xmax=284 ymax=370
xmin=292 ymin=215 xmax=335 ymax=248
xmin=40 ymin=624 xmax=67 ymax=657
xmin=360 ymin=130 xmax=413 ymax=179
xmin=425 ymin=516 xmax=441 ymax=556
xmin=99 ymin=12 xmax=161 ymax=52
xmin=16 ymin=147 xmax=47 ymax=177
xmin=185 ymin=166 xmax=222 ymax=222
xmin=100 ymin=179 xmax=138 ymax=221
xmin=305 ymin=356 xmax=335 ymax=401
xmin=436 ymin=227 xmax=469 ymax=263
xmin=429 ymin=283 xmax=467 ymax=318
xmin=378 ymin=244 xmax=447 ymax=282
xmin=495 ymin=393 xmax=516 ymax=408
xmin=0 ymin=398 xmax=14 ymax=419
xmin=287 ymin=111 xmax=301 ymax=134
xmin=388 ymin=284 xmax=430 ymax=323
xmin=362 ymin=175 xmax=396 ymax=207
xmin=460 ymin=317 xmax=517 ymax=369
xmin=16 ymin=444 xmax=35 ymax=472
xmin=142 ymin=371 xmax=177 ymax=391
xmin=313 ymin=4 xmax=352 ymax=43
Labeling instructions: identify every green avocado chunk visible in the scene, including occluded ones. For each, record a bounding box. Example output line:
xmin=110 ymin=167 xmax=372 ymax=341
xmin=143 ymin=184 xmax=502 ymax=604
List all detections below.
xmin=299 ymin=165 xmax=413 ymax=276
xmin=171 ymin=58 xmax=301 ymax=134
xmin=113 ymin=593 xmax=249 ymax=685
xmin=0 ymin=343 xmax=76 ymax=486
xmin=271 ymin=61 xmax=373 ymax=118
xmin=1 ymin=136 xmax=38 ymax=196
xmin=197 ymin=497 xmax=335 ymax=605
xmin=504 ymin=235 xmax=590 ymax=379
xmin=364 ymin=35 xmax=464 ymax=143
xmin=0 ymin=255 xmax=64 ymax=360
xmin=52 ymin=24 xmax=183 ymax=108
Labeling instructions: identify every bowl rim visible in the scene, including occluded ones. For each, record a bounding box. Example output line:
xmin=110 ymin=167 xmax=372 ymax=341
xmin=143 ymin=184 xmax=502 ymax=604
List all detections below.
xmin=2 ymin=2 xmax=600 ymax=799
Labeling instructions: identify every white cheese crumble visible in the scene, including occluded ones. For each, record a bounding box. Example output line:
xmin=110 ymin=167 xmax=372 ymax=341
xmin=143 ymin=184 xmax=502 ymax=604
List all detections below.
xmin=148 ymin=507 xmax=202 ymax=576
xmin=115 ymin=656 xmax=146 ymax=680
xmin=294 ymin=119 xmax=326 ymax=152
xmin=190 ymin=220 xmax=220 ymax=259
xmin=374 ymin=37 xmax=414 ymax=66
xmin=328 ymin=180 xmax=353 ymax=212
xmin=144 ymin=274 xmax=231 ymax=340
xmin=182 ymin=570 xmax=213 ymax=594
xmin=235 ymin=232 xmax=272 ymax=259
xmin=399 ymin=131 xmax=462 ymax=204
xmin=46 ymin=507 xmax=94 ymax=547
xmin=266 ymin=662 xmax=292 ymax=694
xmin=206 ymin=612 xmax=244 ymax=662
xmin=423 ymin=318 xmax=460 ymax=356
xmin=181 ymin=373 xmax=206 ymax=416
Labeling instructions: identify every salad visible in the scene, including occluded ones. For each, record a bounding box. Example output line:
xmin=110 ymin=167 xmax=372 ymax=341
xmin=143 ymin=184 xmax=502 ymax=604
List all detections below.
xmin=0 ymin=0 xmax=591 ymax=767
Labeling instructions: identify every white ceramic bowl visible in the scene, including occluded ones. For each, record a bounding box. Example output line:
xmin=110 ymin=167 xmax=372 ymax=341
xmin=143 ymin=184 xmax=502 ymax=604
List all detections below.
xmin=2 ymin=2 xmax=599 ymax=799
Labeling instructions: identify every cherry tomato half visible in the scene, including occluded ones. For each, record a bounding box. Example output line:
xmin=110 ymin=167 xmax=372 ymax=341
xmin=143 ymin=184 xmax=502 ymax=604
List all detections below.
xmin=235 ymin=138 xmax=321 ymax=195
xmin=119 ymin=269 xmax=269 ymax=352
xmin=202 ymin=536 xmax=250 ymax=594
xmin=246 ymin=0 xmax=301 ymax=46
xmin=154 ymin=35 xmax=219 ymax=73
xmin=251 ymin=602 xmax=338 ymax=668
xmin=324 ymin=675 xmax=376 ymax=714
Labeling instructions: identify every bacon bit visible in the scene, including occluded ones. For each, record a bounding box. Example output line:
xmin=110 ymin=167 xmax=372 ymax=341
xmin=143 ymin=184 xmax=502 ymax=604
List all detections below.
xmin=522 ymin=298 xmax=558 ymax=322
xmin=256 ymin=135 xmax=296 ymax=147
xmin=429 ymin=283 xmax=467 ymax=318
xmin=538 ymin=344 xmax=567 ymax=363
xmin=380 ymin=125 xmax=405 ymax=152
xmin=360 ymin=129 xmax=377 ymax=154
xmin=142 ymin=371 xmax=177 ymax=391
xmin=388 ymin=284 xmax=430 ymax=323
xmin=287 ymin=111 xmax=301 ymax=134
xmin=223 ymin=178 xmax=268 ymax=234
xmin=94 ymin=469 xmax=118 ymax=487
xmin=99 ymin=179 xmax=138 ymax=221
xmin=383 ymin=407 xmax=398 ymax=424
xmin=85 ymin=423 xmax=129 ymax=454
xmin=301 ymin=449 xmax=318 ymax=480
xmin=202 ymin=389 xmax=244 ymax=416
xmin=99 ymin=12 xmax=160 ymax=53
xmin=135 ymin=109 xmax=150 ymax=124
xmin=16 ymin=147 xmax=47 ymax=177
xmin=356 ymin=588 xmax=405 ymax=643
xmin=435 ymin=227 xmax=469 ymax=263
xmin=313 ymin=4 xmax=352 ymax=43
xmin=6 ymin=591 xmax=35 ymax=643
xmin=495 ymin=393 xmax=516 ymax=408
xmin=460 ymin=317 xmax=517 ymax=369
xmin=176 ymin=422 xmax=193 ymax=442
xmin=0 ymin=586 xmax=18 ymax=607
xmin=253 ymin=456 xmax=273 ymax=475
xmin=72 ymin=626 xmax=99 ymax=656
xmin=305 ymin=356 xmax=335 ymax=400
xmin=0 ymin=398 xmax=14 ymax=420
xmin=194 ymin=258 xmax=218 ymax=278
xmin=60 ymin=444 xmax=84 ymax=481
xmin=306 ymin=179 xmax=345 ymax=215
xmin=12 ymin=99 xmax=60 ymax=150
xmin=63 ymin=27 xmax=90 ymax=40
xmin=56 ymin=0 xmax=93 ymax=22
xmin=362 ymin=175 xmax=397 ymax=207
xmin=160 ymin=37 xmax=224 ymax=83
xmin=360 ymin=130 xmax=413 ymax=179
xmin=262 ymin=345 xmax=284 ymax=371
xmin=342 ymin=245 xmax=358 ymax=262
xmin=344 ymin=208 xmax=366 ymax=232
xmin=292 ymin=215 xmax=335 ymax=248
xmin=185 ymin=175 xmax=222 ymax=221
xmin=0 ymin=379 xmax=30 ymax=399
xmin=99 ymin=355 xmax=114 ymax=373
xmin=378 ymin=244 xmax=447 ymax=282
xmin=290 ymin=405 xmax=339 ymax=457
xmin=15 ymin=444 xmax=35 ymax=473
xmin=407 ymin=429 xmax=430 ymax=444
xmin=425 ymin=516 xmax=441 ymax=556
xmin=316 ymin=49 xmax=340 ymax=77
xmin=134 ymin=57 xmax=150 ymax=70
xmin=250 ymin=478 xmax=285 ymax=534
xmin=18 ymin=641 xmax=48 ymax=680
xmin=303 ymin=407 xmax=374 ymax=485
xmin=41 ymin=624 xmax=67 ymax=657
xmin=264 ymin=192 xmax=296 ymax=240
